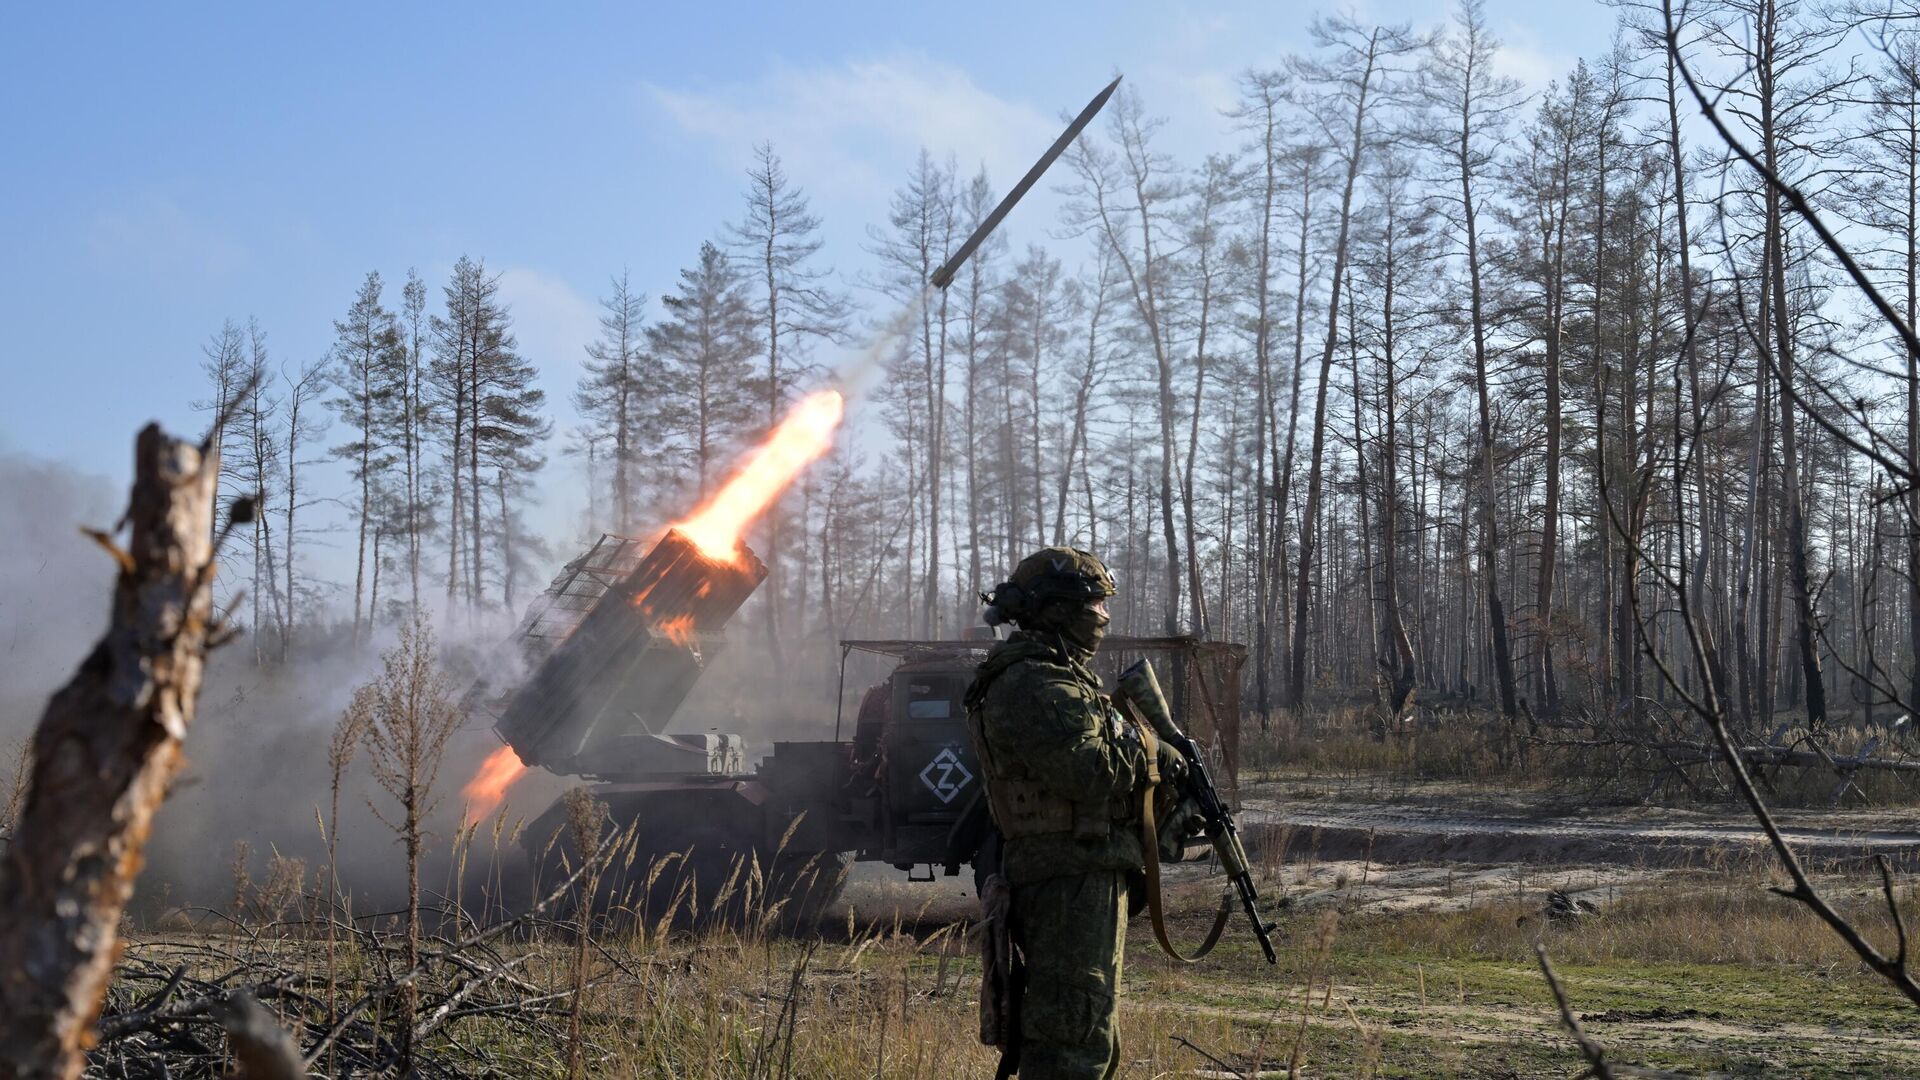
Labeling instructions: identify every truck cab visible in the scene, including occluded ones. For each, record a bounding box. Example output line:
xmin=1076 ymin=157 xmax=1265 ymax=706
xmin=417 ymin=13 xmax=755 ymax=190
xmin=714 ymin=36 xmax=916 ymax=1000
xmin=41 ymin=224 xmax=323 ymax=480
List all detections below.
xmin=756 ymin=652 xmax=985 ymax=878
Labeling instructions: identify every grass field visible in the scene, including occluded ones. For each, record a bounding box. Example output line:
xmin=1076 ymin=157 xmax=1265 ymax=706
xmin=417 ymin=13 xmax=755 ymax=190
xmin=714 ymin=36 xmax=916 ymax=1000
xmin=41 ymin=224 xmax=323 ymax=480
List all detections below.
xmin=115 ymin=849 xmax=1920 ymax=1078
xmin=95 ymin=709 xmax=1920 ymax=1077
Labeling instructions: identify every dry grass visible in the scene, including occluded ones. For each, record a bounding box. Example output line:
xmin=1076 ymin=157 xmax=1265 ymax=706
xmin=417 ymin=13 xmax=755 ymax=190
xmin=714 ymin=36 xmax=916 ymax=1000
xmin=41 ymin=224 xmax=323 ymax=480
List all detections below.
xmin=93 ymin=839 xmax=1920 ymax=1079
xmin=1245 ymin=707 xmax=1528 ymax=785
xmin=1240 ymin=702 xmax=1920 ymax=809
xmin=78 ymin=696 xmax=1920 ymax=1077
xmin=1349 ymin=872 xmax=1917 ymax=971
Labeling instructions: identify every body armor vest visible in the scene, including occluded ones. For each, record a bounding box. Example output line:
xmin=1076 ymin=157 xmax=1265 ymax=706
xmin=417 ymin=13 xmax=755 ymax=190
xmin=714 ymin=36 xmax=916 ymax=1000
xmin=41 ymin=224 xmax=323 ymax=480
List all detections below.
xmin=966 ymin=649 xmax=1133 ymax=842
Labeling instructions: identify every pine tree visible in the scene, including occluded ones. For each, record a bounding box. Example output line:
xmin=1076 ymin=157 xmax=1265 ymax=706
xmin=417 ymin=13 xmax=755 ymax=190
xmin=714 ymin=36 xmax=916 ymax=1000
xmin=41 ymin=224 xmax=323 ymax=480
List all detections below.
xmin=954 ymin=167 xmax=1004 ymax=618
xmin=431 ymin=256 xmax=548 ymax=612
xmin=648 ymin=242 xmax=759 ymax=504
xmin=574 ymin=272 xmax=649 ymax=533
xmin=329 ymin=271 xmax=404 ymax=642
xmin=1285 ymin=15 xmax=1425 ymax=705
xmin=398 ymin=269 xmax=433 ymax=614
xmin=1424 ymin=0 xmax=1522 ymax=716
xmin=470 ymin=270 xmax=549 ymax=607
xmin=867 ymin=150 xmax=956 ymax=635
xmin=728 ymin=145 xmax=849 ymax=653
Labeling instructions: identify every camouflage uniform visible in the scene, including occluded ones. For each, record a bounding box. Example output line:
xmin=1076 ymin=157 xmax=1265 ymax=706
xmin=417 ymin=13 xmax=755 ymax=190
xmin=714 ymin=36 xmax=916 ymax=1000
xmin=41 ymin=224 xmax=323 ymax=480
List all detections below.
xmin=967 ymin=549 xmax=1149 ymax=1080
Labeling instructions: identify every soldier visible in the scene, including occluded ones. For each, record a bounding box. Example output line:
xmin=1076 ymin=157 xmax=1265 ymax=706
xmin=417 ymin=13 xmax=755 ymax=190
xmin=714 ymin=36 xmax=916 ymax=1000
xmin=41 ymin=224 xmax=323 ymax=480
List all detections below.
xmin=965 ymin=547 xmax=1182 ymax=1079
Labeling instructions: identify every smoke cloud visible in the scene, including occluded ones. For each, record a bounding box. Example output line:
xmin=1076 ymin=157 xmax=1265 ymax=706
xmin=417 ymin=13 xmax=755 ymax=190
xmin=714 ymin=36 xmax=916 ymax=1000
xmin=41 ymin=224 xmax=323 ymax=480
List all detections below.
xmin=0 ymin=445 xmax=861 ymax=920
xmin=0 ymin=451 xmax=117 ymax=740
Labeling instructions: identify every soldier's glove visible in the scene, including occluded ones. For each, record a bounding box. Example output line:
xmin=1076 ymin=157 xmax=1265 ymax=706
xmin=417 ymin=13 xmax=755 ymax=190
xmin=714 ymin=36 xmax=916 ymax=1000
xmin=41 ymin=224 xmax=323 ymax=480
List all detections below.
xmin=1155 ymin=742 xmax=1188 ymax=787
xmin=1155 ymin=791 xmax=1206 ymax=863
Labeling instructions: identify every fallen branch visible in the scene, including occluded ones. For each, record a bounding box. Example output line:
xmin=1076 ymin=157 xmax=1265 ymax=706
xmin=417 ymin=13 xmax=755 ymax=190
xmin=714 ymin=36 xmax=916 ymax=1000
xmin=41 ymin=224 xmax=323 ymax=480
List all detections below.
xmin=299 ymin=838 xmax=611 ymax=1069
xmin=214 ymin=993 xmax=301 ymax=1080
xmin=1534 ymin=944 xmax=1615 ymax=1080
xmin=1171 ymin=1033 xmax=1249 ymax=1079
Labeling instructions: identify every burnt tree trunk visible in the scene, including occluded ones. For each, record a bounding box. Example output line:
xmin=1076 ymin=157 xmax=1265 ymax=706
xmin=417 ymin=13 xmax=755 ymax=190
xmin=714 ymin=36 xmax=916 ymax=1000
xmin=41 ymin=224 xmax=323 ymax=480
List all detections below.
xmin=1756 ymin=0 xmax=1827 ymax=728
xmin=1375 ymin=186 xmax=1418 ymax=717
xmin=0 ymin=423 xmax=222 ymax=1080
xmin=1905 ymin=97 xmax=1920 ymax=717
xmin=1458 ymin=95 xmax=1520 ymax=720
xmin=1291 ymin=32 xmax=1382 ymax=709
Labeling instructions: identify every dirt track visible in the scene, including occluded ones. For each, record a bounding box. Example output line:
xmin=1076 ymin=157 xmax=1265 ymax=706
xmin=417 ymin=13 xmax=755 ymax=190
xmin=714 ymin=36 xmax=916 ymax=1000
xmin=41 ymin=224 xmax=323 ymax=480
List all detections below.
xmin=1239 ymin=785 xmax=1920 ymax=870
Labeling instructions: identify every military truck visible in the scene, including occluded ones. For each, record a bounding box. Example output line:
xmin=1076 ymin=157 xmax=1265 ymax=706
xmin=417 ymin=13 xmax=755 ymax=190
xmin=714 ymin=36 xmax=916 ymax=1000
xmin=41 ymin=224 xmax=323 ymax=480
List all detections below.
xmin=467 ymin=529 xmax=1246 ymax=925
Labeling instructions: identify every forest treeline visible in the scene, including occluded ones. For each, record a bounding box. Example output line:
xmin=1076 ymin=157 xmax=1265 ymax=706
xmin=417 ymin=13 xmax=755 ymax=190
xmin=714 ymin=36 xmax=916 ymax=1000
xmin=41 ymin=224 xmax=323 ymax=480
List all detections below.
xmin=202 ymin=0 xmax=1920 ymax=729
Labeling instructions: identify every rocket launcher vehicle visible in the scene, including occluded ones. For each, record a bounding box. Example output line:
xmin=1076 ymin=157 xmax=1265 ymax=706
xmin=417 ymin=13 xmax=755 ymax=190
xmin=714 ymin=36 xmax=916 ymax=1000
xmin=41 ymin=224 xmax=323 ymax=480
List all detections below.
xmin=484 ymin=528 xmax=767 ymax=781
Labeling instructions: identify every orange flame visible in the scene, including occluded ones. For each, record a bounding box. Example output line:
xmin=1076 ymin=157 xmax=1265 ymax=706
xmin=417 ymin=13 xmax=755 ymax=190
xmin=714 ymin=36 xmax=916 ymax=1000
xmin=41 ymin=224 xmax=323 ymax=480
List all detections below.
xmin=463 ymin=744 xmax=527 ymax=824
xmin=456 ymin=390 xmax=843 ymax=816
xmin=656 ymin=613 xmax=697 ymax=647
xmin=675 ymin=389 xmax=845 ymax=562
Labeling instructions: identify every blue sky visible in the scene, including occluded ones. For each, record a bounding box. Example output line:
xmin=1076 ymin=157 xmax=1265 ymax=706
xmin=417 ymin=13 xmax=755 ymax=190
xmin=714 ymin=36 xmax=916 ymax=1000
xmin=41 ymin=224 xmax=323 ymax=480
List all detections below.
xmin=0 ymin=0 xmax=1611 ymax=578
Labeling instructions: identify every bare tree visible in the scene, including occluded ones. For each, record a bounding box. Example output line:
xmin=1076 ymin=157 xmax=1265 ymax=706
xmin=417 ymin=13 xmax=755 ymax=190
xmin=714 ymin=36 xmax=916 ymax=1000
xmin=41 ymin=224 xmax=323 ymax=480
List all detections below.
xmin=1064 ymin=84 xmax=1189 ymax=634
xmin=1229 ymin=68 xmax=1291 ymax=722
xmin=1180 ymin=153 xmax=1240 ymax=638
xmin=867 ymin=150 xmax=956 ymax=634
xmin=1054 ymin=251 xmax=1119 ymax=544
xmin=321 ymin=707 xmax=367 ymax=1056
xmin=1288 ymin=14 xmax=1426 ymax=707
xmin=280 ymin=355 xmax=328 ymax=658
xmin=1354 ymin=144 xmax=1437 ymax=716
xmin=1502 ymin=62 xmax=1596 ymax=711
xmin=1835 ymin=23 xmax=1920 ymax=708
xmin=228 ymin=322 xmax=287 ymax=663
xmin=954 ymin=167 xmax=1003 ymax=614
xmin=1424 ymin=0 xmax=1525 ymax=717
xmin=353 ymin=617 xmax=465 ymax=1071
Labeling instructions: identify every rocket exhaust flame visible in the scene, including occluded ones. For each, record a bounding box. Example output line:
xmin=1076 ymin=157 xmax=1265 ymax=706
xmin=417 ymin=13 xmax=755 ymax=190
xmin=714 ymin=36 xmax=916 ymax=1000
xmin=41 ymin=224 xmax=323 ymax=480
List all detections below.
xmin=675 ymin=389 xmax=844 ymax=562
xmin=460 ymin=388 xmax=844 ymax=806
xmin=463 ymin=744 xmax=527 ymax=824
xmin=655 ymin=613 xmax=697 ymax=647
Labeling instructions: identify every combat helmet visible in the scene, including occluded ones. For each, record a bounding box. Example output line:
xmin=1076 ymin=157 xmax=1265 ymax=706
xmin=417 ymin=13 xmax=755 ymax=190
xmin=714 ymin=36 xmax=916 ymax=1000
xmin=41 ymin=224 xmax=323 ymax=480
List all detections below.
xmin=981 ymin=546 xmax=1116 ymax=628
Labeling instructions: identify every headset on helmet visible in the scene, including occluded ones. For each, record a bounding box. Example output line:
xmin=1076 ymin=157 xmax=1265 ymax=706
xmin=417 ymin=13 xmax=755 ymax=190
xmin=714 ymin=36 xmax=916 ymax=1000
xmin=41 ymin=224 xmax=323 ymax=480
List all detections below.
xmin=980 ymin=547 xmax=1116 ymax=628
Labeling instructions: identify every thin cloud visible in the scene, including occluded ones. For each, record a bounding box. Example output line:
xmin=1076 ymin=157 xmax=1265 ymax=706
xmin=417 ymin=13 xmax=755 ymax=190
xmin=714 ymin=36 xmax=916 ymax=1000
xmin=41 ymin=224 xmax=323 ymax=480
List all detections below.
xmin=89 ymin=195 xmax=249 ymax=279
xmin=496 ymin=266 xmax=599 ymax=381
xmin=1491 ymin=23 xmax=1573 ymax=94
xmin=643 ymin=56 xmax=1058 ymax=202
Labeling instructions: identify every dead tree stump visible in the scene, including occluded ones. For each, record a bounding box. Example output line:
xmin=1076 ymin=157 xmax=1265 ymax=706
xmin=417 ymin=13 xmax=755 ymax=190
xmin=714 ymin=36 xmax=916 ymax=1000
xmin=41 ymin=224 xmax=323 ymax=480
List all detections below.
xmin=0 ymin=424 xmax=222 ymax=1080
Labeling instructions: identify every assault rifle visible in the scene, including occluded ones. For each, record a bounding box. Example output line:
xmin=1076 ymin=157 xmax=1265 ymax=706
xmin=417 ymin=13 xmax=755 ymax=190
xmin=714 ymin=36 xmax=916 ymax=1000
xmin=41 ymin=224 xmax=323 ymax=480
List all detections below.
xmin=1114 ymin=658 xmax=1279 ymax=964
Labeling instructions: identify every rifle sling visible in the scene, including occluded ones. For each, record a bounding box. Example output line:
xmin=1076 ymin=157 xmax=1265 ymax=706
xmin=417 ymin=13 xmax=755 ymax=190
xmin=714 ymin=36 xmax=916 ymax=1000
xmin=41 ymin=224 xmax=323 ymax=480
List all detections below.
xmin=1122 ymin=702 xmax=1233 ymax=964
